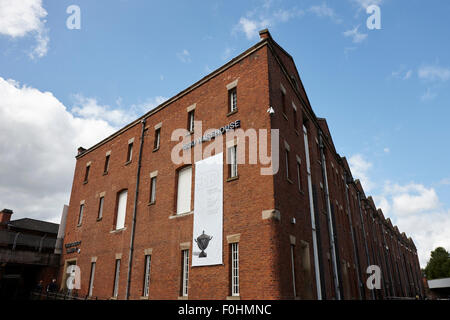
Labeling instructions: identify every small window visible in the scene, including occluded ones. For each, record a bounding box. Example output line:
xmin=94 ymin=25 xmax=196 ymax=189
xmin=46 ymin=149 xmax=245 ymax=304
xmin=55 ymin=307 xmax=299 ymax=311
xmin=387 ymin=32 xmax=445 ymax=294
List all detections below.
xmin=113 ymin=259 xmax=121 ymax=298
xmin=188 ymin=110 xmax=195 ymax=133
xmin=229 ymin=88 xmax=237 ymax=113
xmin=104 ymin=155 xmax=110 ymax=173
xmin=231 ymin=243 xmax=239 ymax=296
xmin=296 ymin=161 xmax=302 ymax=192
xmin=84 ymin=165 xmax=90 ymax=183
xmin=143 ymin=255 xmax=152 ymax=297
xmin=88 ymin=261 xmax=96 ymax=297
xmin=154 ymin=128 xmax=161 ymax=150
xmin=181 ymin=249 xmax=189 ymax=297
xmin=98 ymin=196 xmax=104 ymax=220
xmin=115 ymin=190 xmax=128 ymax=230
xmin=281 ymin=91 xmax=287 ymax=115
xmin=126 ymin=143 xmax=133 ymax=163
xmin=149 ymin=177 xmax=157 ymax=204
xmin=78 ymin=204 xmax=84 ymax=226
xmin=293 ymin=107 xmax=298 ymax=130
xmin=285 ymin=149 xmax=290 ymax=180
xmin=228 ymin=145 xmax=238 ymax=178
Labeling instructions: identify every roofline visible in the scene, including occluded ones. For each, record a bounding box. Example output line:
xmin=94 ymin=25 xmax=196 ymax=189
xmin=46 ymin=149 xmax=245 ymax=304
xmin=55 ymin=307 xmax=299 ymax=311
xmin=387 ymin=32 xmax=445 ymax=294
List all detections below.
xmin=76 ymin=38 xmax=270 ymax=160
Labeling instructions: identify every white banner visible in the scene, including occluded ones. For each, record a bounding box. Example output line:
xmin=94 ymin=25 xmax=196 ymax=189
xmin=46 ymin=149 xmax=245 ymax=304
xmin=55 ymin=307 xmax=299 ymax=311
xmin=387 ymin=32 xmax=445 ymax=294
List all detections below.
xmin=192 ymin=153 xmax=223 ymax=267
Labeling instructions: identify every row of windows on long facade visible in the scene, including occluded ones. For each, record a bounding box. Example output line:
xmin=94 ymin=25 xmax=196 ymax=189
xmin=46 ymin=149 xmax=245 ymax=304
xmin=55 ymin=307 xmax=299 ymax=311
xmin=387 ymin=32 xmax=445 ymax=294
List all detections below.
xmin=85 ymin=244 xmax=240 ymax=299
xmin=78 ymin=145 xmax=239 ymax=228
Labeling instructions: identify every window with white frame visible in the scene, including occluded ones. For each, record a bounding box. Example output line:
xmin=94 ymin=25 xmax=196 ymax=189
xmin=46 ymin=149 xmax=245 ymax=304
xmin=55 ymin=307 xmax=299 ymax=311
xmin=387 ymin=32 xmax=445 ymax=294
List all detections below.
xmin=181 ymin=249 xmax=189 ymax=297
xmin=115 ymin=190 xmax=128 ymax=230
xmin=88 ymin=261 xmax=96 ymax=296
xmin=78 ymin=203 xmax=84 ymax=226
xmin=228 ymin=145 xmax=238 ymax=178
xmin=150 ymin=176 xmax=157 ymax=204
xmin=154 ymin=128 xmax=161 ymax=150
xmin=229 ymin=88 xmax=237 ymax=113
xmin=231 ymin=243 xmax=240 ymax=296
xmin=113 ymin=259 xmax=121 ymax=298
xmin=176 ymin=166 xmax=192 ymax=214
xmin=98 ymin=196 xmax=104 ymax=220
xmin=84 ymin=164 xmax=90 ymax=183
xmin=143 ymin=255 xmax=151 ymax=297
xmin=188 ymin=110 xmax=195 ymax=133
xmin=126 ymin=142 xmax=133 ymax=163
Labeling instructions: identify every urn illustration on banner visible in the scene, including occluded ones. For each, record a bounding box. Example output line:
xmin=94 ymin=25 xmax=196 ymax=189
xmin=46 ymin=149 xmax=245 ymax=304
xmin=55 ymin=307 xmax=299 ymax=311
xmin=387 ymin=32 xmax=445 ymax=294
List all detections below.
xmin=195 ymin=231 xmax=213 ymax=258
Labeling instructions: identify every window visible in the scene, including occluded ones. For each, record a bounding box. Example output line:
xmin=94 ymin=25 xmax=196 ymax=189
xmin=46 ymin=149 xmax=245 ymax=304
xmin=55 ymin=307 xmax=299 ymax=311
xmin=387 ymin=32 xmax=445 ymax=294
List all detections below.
xmin=176 ymin=166 xmax=192 ymax=214
xmin=229 ymin=88 xmax=237 ymax=113
xmin=115 ymin=190 xmax=128 ymax=230
xmin=188 ymin=110 xmax=195 ymax=133
xmin=143 ymin=255 xmax=152 ymax=297
xmin=281 ymin=90 xmax=287 ymax=115
xmin=296 ymin=160 xmax=302 ymax=192
xmin=78 ymin=204 xmax=84 ymax=226
xmin=290 ymin=244 xmax=297 ymax=297
xmin=104 ymin=155 xmax=110 ymax=173
xmin=154 ymin=128 xmax=161 ymax=150
xmin=228 ymin=145 xmax=238 ymax=178
xmin=97 ymin=196 xmax=104 ymax=220
xmin=84 ymin=165 xmax=90 ymax=183
xmin=285 ymin=149 xmax=290 ymax=180
xmin=126 ymin=143 xmax=133 ymax=163
xmin=181 ymin=249 xmax=189 ymax=297
xmin=88 ymin=261 xmax=96 ymax=297
xmin=293 ymin=107 xmax=298 ymax=130
xmin=231 ymin=243 xmax=239 ymax=296
xmin=113 ymin=259 xmax=121 ymax=298
xmin=149 ymin=176 xmax=157 ymax=204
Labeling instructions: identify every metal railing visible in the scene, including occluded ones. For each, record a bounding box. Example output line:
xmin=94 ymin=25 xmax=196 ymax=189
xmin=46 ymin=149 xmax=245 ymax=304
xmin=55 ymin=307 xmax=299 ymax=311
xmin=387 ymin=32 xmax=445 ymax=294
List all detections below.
xmin=0 ymin=230 xmax=56 ymax=252
xmin=30 ymin=290 xmax=98 ymax=300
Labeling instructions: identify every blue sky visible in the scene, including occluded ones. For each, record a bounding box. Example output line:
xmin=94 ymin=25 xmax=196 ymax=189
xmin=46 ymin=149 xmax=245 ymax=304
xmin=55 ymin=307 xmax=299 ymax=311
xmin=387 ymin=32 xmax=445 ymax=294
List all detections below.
xmin=0 ymin=0 xmax=449 ymax=266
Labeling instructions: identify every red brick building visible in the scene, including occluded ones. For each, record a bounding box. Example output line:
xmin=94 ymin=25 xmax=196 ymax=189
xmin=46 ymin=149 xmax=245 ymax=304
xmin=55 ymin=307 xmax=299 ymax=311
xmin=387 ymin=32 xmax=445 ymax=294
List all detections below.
xmin=60 ymin=29 xmax=423 ymax=300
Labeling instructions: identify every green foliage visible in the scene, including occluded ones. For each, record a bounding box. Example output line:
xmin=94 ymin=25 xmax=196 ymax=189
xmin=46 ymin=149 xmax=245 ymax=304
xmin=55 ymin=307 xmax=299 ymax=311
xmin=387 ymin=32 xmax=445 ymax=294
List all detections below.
xmin=424 ymin=247 xmax=450 ymax=280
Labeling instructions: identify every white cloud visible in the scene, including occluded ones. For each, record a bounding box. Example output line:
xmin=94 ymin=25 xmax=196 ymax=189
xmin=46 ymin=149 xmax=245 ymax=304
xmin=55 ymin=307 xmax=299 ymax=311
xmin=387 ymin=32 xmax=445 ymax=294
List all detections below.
xmin=383 ymin=147 xmax=390 ymax=153
xmin=350 ymin=0 xmax=383 ymax=10
xmin=71 ymin=95 xmax=137 ymax=127
xmin=383 ymin=183 xmax=440 ymax=216
xmin=222 ymin=47 xmax=234 ymax=61
xmin=403 ymin=70 xmax=413 ymax=80
xmin=177 ymin=49 xmax=191 ymax=63
xmin=349 ymin=154 xmax=374 ymax=191
xmin=343 ymin=25 xmax=368 ymax=43
xmin=418 ymin=65 xmax=450 ymax=82
xmin=375 ymin=181 xmax=449 ymax=266
xmin=0 ymin=76 xmax=166 ymax=223
xmin=236 ymin=17 xmax=271 ymax=40
xmin=0 ymin=0 xmax=49 ymax=58
xmin=420 ymin=88 xmax=437 ymax=101
xmin=309 ymin=3 xmax=341 ymax=23
xmin=234 ymin=5 xmax=303 ymax=40
xmin=0 ymin=77 xmax=115 ymax=222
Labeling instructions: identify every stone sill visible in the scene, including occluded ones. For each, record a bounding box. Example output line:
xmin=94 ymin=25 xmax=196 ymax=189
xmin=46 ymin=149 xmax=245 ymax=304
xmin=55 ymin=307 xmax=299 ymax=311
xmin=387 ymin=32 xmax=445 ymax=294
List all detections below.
xmin=227 ymin=109 xmax=238 ymax=117
xmin=169 ymin=211 xmax=193 ymax=219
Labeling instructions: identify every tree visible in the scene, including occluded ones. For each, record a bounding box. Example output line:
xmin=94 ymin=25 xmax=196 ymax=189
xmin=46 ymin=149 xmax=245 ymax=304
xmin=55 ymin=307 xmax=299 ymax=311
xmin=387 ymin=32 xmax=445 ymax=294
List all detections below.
xmin=424 ymin=247 xmax=450 ymax=280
